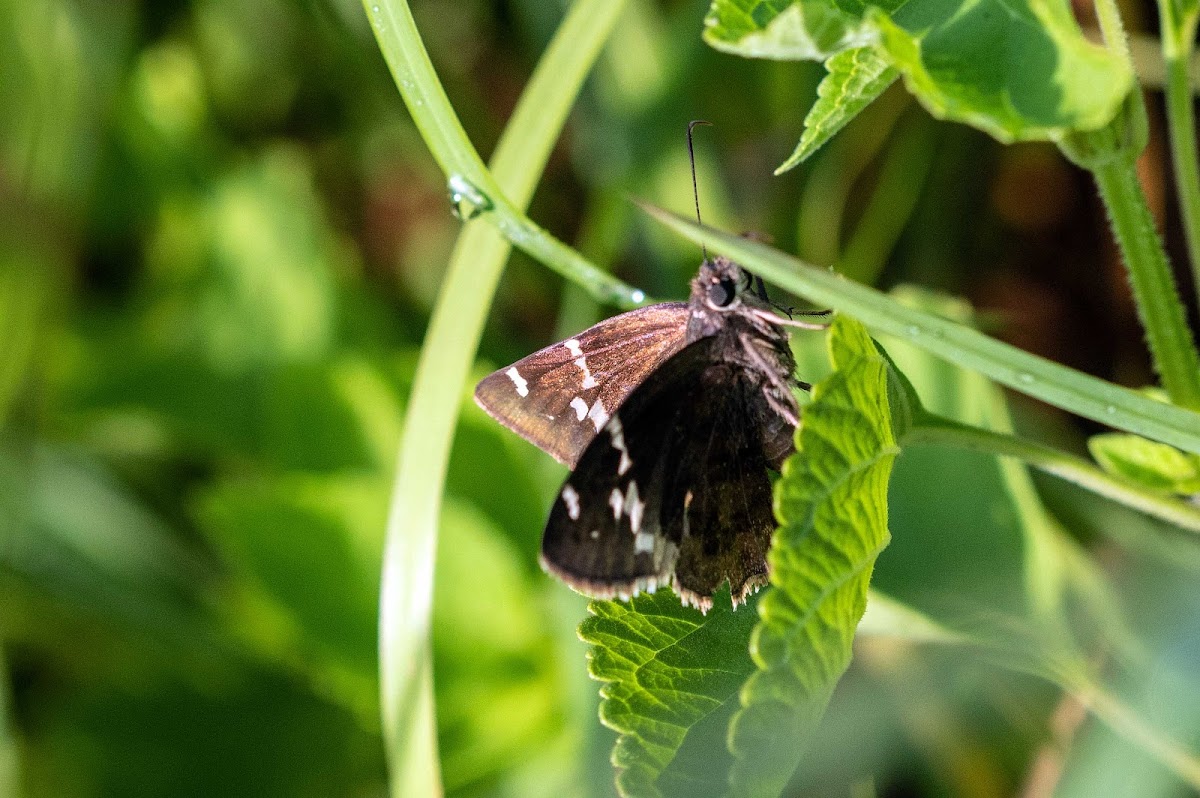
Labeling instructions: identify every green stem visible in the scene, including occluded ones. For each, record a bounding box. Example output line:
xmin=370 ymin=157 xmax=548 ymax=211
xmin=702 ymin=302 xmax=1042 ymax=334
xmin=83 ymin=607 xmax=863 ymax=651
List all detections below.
xmin=365 ymin=1 xmax=627 ymax=794
xmin=1093 ymin=0 xmax=1133 ymax=64
xmin=645 ymin=209 xmax=1200 ymax=455
xmin=1075 ymin=0 xmax=1200 ymax=409
xmin=903 ymin=414 xmax=1200 ymax=534
xmin=1160 ymin=10 xmax=1200 ymax=306
xmin=365 ymin=1 xmax=643 ymax=309
xmin=839 ymin=111 xmax=936 ymax=285
xmin=796 ymin=88 xmax=909 ymax=265
xmin=1092 ymin=156 xmax=1200 ymax=409
xmin=1066 ymin=673 xmax=1200 ymax=790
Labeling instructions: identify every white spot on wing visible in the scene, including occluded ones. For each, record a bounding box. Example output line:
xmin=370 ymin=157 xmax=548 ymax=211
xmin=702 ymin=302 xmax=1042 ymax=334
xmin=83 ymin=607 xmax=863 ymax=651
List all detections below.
xmin=624 ymin=481 xmax=644 ymax=532
xmin=587 ymin=398 xmax=609 ymax=432
xmin=561 ymin=485 xmax=580 ymax=520
xmin=574 ymin=357 xmax=598 ymax=390
xmin=505 ymin=367 xmax=529 ymax=397
xmin=609 ymin=488 xmax=623 ymax=520
xmin=634 ymin=532 xmax=656 ymax=554
xmin=564 ymin=339 xmax=583 ymax=357
xmin=590 ymin=529 xmax=600 ymax=540
xmin=608 ymin=415 xmax=633 ymax=475
xmin=570 ymin=396 xmax=588 ymax=421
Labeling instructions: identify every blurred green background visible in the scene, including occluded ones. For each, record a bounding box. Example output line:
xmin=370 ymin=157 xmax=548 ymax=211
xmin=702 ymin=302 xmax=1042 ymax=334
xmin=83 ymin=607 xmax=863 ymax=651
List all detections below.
xmin=3 ymin=0 xmax=1199 ymax=796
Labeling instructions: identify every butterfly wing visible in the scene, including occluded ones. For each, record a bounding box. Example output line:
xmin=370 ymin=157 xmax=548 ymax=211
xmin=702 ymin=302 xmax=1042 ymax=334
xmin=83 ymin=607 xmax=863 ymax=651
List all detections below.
xmin=539 ymin=335 xmax=787 ymax=611
xmin=474 ymin=302 xmax=690 ymax=467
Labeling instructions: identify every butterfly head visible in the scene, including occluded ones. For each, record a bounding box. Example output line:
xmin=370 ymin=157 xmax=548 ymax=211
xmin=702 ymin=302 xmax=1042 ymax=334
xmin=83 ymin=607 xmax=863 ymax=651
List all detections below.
xmin=691 ymin=256 xmax=755 ymax=312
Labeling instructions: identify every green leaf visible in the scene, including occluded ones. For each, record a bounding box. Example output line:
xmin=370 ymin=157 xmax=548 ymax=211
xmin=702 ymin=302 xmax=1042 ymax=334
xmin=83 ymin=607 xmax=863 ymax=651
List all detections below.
xmin=705 ymin=0 xmax=1133 ymax=149
xmin=728 ymin=315 xmax=902 ymax=797
xmin=872 ymin=0 xmax=1133 ymax=142
xmin=703 ymin=0 xmax=879 ymax=61
xmin=777 ymin=47 xmax=898 ymax=172
xmin=579 ymin=588 xmax=759 ymax=798
xmin=1 ymin=445 xmax=211 ymax=641
xmin=1089 ymin=433 xmax=1200 ymax=494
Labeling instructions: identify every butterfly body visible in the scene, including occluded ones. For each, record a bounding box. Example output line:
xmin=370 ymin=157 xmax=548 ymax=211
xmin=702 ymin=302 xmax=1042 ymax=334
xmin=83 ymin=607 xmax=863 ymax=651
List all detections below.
xmin=475 ymin=257 xmax=808 ymax=611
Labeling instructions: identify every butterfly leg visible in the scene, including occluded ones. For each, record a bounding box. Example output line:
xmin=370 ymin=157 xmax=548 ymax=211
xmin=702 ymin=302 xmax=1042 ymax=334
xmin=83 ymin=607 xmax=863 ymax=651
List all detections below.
xmin=738 ymin=332 xmax=800 ymax=426
xmin=747 ymin=307 xmax=831 ymax=330
xmin=762 ymin=387 xmax=800 ymax=427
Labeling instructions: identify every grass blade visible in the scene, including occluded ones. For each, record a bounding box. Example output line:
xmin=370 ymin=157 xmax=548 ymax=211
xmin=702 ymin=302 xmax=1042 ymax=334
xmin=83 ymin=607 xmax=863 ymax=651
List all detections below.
xmin=364 ymin=1 xmax=629 ymax=793
xmin=641 ymin=206 xmax=1200 ymax=456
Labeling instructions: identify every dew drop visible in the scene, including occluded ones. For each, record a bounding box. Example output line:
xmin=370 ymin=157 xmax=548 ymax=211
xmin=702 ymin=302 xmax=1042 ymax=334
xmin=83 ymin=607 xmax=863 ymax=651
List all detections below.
xmin=906 ymin=325 xmax=921 ymax=338
xmin=630 ymin=289 xmax=646 ymax=303
xmin=1105 ymin=405 xmax=1117 ymax=415
xmin=1017 ymin=372 xmax=1035 ymax=385
xmin=446 ymin=174 xmax=492 ymax=220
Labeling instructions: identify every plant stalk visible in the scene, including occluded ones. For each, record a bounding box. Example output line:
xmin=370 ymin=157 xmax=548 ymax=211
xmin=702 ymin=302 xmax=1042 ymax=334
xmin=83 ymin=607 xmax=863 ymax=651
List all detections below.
xmin=1067 ymin=673 xmax=1200 ymax=790
xmin=1160 ymin=9 xmax=1200 ymax=306
xmin=365 ymin=2 xmax=642 ymax=310
xmin=1092 ymin=156 xmax=1200 ymax=409
xmin=364 ymin=1 xmax=627 ymax=794
xmin=1084 ymin=0 xmax=1200 ymax=408
xmin=904 ymin=414 xmax=1200 ymax=534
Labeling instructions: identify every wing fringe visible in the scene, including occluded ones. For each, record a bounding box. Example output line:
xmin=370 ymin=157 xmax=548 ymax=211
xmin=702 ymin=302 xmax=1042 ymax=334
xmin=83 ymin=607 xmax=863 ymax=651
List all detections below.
xmin=539 ymin=552 xmax=768 ymax=614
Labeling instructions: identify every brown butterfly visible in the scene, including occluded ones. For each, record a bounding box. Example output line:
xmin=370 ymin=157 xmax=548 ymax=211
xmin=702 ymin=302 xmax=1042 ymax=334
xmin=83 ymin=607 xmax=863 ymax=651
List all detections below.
xmin=475 ymin=256 xmax=826 ymax=611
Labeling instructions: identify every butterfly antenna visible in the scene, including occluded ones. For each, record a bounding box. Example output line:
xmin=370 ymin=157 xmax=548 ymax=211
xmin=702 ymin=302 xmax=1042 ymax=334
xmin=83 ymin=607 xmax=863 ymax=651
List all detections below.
xmin=687 ymin=120 xmax=712 ymax=263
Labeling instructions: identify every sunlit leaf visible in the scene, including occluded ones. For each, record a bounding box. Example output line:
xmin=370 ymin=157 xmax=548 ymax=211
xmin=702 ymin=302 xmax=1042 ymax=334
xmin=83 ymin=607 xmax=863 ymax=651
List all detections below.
xmin=728 ymin=315 xmax=907 ymax=797
xmin=145 ymin=145 xmax=340 ymax=373
xmin=705 ymin=0 xmax=1133 ymax=152
xmin=776 ymin=47 xmax=897 ymax=172
xmin=703 ymin=0 xmax=892 ymax=61
xmin=872 ymin=0 xmax=1132 ymax=142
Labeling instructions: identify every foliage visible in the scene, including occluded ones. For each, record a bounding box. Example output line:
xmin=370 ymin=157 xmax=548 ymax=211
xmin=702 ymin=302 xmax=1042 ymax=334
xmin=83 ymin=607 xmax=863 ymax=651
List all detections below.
xmin=704 ymin=0 xmax=1132 ymax=161
xmin=728 ymin=318 xmax=905 ymax=797
xmin=6 ymin=0 xmax=1200 ymax=797
xmin=581 ymin=317 xmax=904 ymax=797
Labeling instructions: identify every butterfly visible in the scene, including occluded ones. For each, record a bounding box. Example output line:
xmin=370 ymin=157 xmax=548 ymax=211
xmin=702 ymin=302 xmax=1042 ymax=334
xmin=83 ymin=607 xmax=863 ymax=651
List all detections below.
xmin=475 ymin=255 xmax=827 ymax=611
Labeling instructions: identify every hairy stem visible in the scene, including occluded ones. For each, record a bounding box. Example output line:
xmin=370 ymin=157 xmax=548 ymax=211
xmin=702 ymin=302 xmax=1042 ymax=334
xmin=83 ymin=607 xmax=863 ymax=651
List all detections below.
xmin=1092 ymin=156 xmax=1200 ymax=409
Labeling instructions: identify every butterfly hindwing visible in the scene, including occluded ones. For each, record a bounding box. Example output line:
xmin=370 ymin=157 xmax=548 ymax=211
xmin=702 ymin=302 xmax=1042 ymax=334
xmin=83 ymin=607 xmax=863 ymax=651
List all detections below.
xmin=474 ymin=302 xmax=690 ymax=467
xmin=540 ymin=336 xmax=782 ymax=611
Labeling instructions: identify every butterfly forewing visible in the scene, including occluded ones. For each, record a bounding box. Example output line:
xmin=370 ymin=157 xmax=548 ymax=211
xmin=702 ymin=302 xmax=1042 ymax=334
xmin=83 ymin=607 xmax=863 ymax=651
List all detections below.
xmin=540 ymin=336 xmax=779 ymax=611
xmin=474 ymin=302 xmax=689 ymax=467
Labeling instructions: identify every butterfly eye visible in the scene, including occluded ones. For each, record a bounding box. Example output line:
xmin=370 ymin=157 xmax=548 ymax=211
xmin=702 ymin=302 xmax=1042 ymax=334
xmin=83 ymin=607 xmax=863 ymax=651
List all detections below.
xmin=707 ymin=277 xmax=738 ymax=308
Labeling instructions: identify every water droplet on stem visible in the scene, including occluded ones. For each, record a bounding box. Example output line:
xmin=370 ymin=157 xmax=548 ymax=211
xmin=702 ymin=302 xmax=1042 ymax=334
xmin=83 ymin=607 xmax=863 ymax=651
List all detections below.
xmin=447 ymin=175 xmax=493 ymax=220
